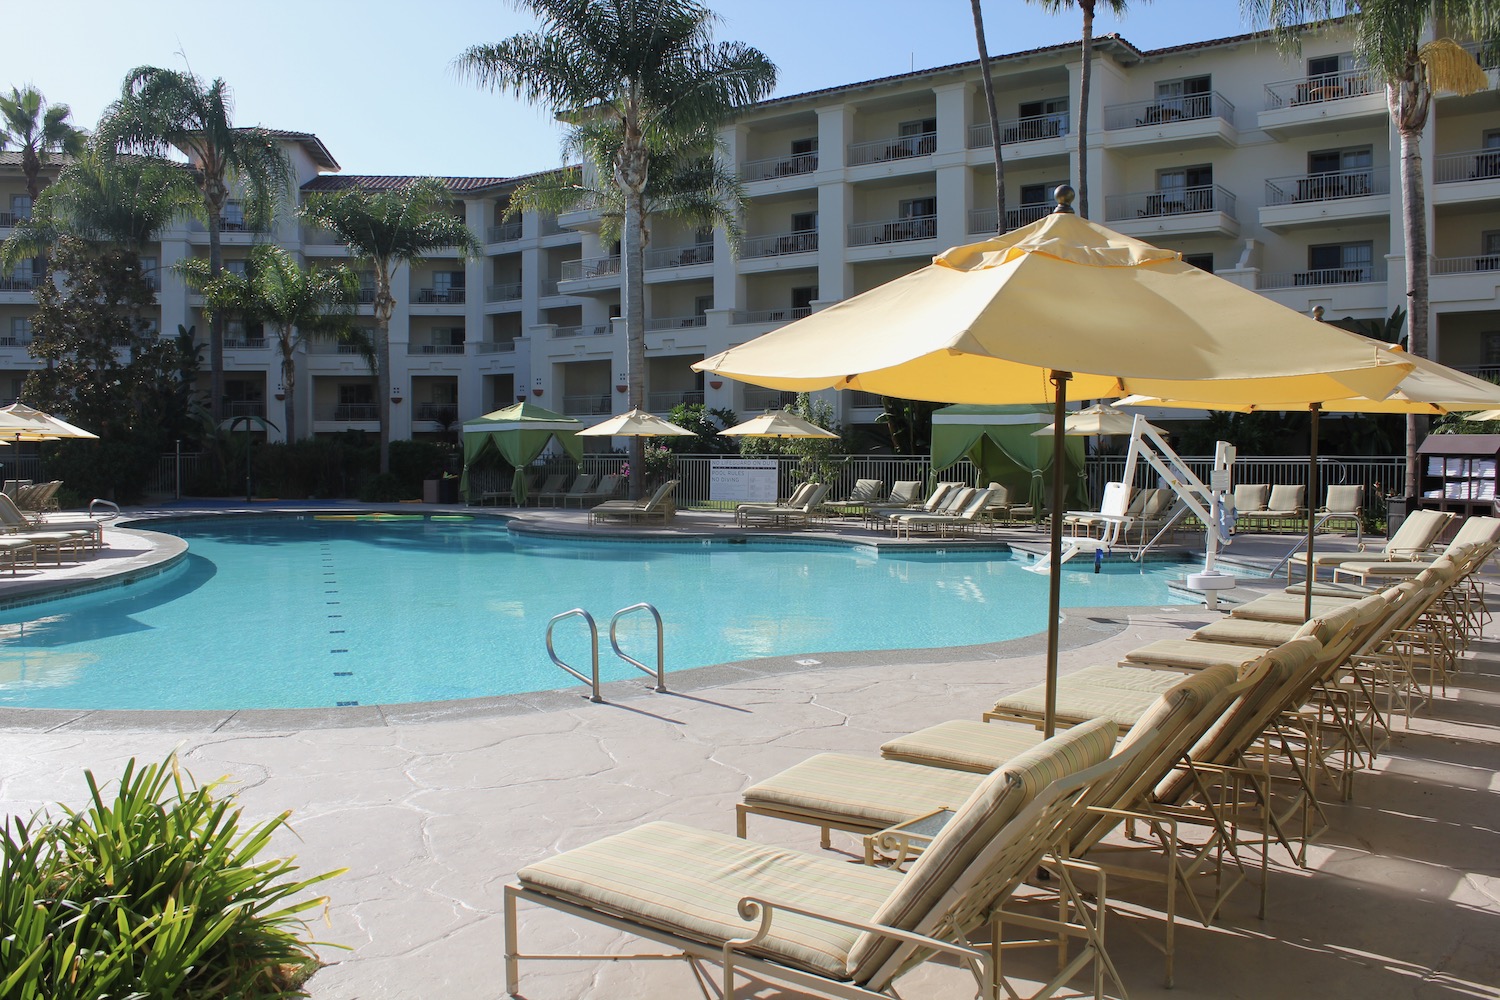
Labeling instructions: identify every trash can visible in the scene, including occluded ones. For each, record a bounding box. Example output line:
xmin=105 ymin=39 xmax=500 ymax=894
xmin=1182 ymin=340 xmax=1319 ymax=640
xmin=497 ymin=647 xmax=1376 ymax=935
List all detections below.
xmin=1385 ymin=494 xmax=1413 ymax=539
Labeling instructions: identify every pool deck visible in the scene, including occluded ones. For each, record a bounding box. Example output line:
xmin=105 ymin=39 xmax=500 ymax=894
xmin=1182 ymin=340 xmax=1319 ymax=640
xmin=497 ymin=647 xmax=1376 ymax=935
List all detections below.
xmin=0 ymin=505 xmax=1496 ymax=998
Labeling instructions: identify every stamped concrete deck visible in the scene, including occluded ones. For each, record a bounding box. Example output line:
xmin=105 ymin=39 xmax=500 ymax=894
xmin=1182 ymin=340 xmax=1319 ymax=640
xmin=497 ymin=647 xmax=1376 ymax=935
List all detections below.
xmin=0 ymin=506 xmax=1495 ymax=998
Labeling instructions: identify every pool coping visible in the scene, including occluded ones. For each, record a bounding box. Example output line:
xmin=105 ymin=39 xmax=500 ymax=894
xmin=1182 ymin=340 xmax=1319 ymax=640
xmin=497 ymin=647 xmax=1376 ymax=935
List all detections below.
xmin=0 ymin=504 xmax=1265 ymax=733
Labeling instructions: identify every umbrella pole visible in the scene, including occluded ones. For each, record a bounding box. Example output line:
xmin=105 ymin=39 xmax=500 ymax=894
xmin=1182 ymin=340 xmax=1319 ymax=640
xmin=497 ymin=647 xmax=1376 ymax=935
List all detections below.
xmin=1304 ymin=403 xmax=1320 ymax=621
xmin=1045 ymin=370 xmax=1071 ymax=738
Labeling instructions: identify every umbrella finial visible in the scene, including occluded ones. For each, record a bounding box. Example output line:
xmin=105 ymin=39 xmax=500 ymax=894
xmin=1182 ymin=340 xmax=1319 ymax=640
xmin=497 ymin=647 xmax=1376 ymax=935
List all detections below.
xmin=1052 ymin=185 xmax=1076 ymax=214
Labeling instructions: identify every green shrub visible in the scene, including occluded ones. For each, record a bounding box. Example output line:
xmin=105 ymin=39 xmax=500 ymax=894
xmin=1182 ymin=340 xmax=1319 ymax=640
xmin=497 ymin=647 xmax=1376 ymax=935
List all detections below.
xmin=356 ymin=472 xmax=410 ymax=502
xmin=388 ymin=440 xmax=456 ymax=496
xmin=41 ymin=438 xmax=160 ymax=506
xmin=0 ymin=755 xmax=343 ymax=999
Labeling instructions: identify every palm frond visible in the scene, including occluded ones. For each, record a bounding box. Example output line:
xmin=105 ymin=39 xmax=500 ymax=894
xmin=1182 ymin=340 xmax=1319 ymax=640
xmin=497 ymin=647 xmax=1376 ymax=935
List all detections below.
xmin=1420 ymin=37 xmax=1490 ymax=94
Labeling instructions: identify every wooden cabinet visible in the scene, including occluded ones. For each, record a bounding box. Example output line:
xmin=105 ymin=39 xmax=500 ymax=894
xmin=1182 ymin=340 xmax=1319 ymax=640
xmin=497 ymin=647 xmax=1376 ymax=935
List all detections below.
xmin=1417 ymin=434 xmax=1500 ymax=520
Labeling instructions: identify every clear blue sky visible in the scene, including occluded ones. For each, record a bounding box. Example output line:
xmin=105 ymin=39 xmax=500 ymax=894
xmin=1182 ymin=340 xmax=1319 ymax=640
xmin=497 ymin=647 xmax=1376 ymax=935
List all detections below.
xmin=11 ymin=0 xmax=1258 ymax=179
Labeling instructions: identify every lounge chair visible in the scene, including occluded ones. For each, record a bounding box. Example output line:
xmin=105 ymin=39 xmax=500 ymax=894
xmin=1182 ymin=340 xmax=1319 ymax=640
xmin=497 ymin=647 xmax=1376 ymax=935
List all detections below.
xmin=892 ymin=489 xmax=993 ymax=538
xmin=505 ymin=719 xmax=1130 ymax=1000
xmin=1231 ymin=483 xmax=1269 ymax=519
xmin=1314 ymin=484 xmax=1365 ymax=537
xmin=15 ymin=480 xmax=61 ymax=512
xmin=861 ymin=481 xmax=935 ymax=525
xmin=1235 ymin=484 xmax=1305 ymax=532
xmin=0 ymin=494 xmax=101 ymax=555
xmin=866 ymin=483 xmax=962 ymax=529
xmin=736 ymin=481 xmax=819 ymax=522
xmin=542 ymin=473 xmax=595 ymax=508
xmin=569 ymin=473 xmax=620 ymax=508
xmin=822 ymin=479 xmax=885 ymax=517
xmin=531 ymin=473 xmax=571 ymax=507
xmin=1285 ymin=507 xmax=1455 ymax=581
xmin=739 ymin=482 xmax=834 ymax=528
xmin=1332 ymin=514 xmax=1500 ymax=584
xmin=979 ymin=483 xmax=1013 ymax=523
xmin=589 ymin=479 xmax=680 ymax=525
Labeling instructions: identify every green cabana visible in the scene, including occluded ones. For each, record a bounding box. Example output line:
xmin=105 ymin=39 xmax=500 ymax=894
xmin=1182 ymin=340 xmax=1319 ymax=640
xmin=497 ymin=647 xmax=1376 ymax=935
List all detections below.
xmin=461 ymin=402 xmax=583 ymax=504
xmin=930 ymin=404 xmax=1088 ymax=514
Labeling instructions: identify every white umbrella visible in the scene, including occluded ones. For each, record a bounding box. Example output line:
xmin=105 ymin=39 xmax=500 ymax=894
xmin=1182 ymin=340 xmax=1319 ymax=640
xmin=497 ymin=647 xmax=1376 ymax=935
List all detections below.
xmin=719 ymin=411 xmax=839 ymax=439
xmin=2 ymin=403 xmax=97 ymax=439
xmin=1031 ymin=402 xmax=1165 ymax=437
xmin=576 ymin=408 xmax=697 ymax=437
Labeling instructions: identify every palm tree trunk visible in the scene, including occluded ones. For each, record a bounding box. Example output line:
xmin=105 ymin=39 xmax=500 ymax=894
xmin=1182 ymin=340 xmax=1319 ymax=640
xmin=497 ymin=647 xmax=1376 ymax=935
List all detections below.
xmin=971 ymin=0 xmax=1007 ymax=233
xmin=1395 ymin=77 xmax=1432 ymax=498
xmin=375 ymin=269 xmax=395 ymax=476
xmin=207 ymin=210 xmax=226 ymax=423
xmin=1077 ymin=2 xmax=1096 ymax=220
xmin=281 ymin=336 xmax=297 ymax=444
xmin=619 ymin=110 xmax=650 ymax=501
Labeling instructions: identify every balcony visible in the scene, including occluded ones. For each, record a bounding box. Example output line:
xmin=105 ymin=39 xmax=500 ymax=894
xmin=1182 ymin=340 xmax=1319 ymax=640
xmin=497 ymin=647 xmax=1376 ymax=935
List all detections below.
xmin=1258 ymin=263 xmax=1385 ymax=290
xmin=1259 ymin=69 xmax=1385 ymax=136
xmin=539 ymin=279 xmax=561 ymax=297
xmin=1260 ymin=168 xmax=1390 ymax=230
xmin=742 ymin=387 xmax=798 ymax=410
xmin=741 ymin=152 xmax=818 ymax=183
xmin=1430 ymin=255 xmax=1500 ymax=305
xmin=848 ymin=215 xmax=936 ymax=248
xmin=411 ymin=286 xmax=466 ymax=304
xmin=741 ymin=230 xmax=819 ymax=258
xmin=0 ymin=276 xmax=37 ymax=292
xmin=647 ymin=390 xmax=704 ymax=411
xmin=0 ymin=336 xmax=32 ymax=348
xmin=0 ymin=211 xmax=26 ymax=228
xmin=966 ymin=204 xmax=1053 ymax=235
xmin=413 ymin=402 xmax=458 ymax=422
xmin=1102 ymin=93 xmax=1236 ymax=150
xmin=223 ymin=337 xmax=268 ymax=349
xmin=320 ymin=403 xmax=380 ymax=421
xmin=1434 ymin=148 xmax=1500 ymax=184
xmin=226 ymin=400 xmax=267 ymax=419
xmin=847 ymin=131 xmax=936 ymax=167
xmin=646 ymin=315 xmax=708 ymax=331
xmin=474 ymin=339 xmax=518 ymax=354
xmin=407 ymin=343 xmax=465 ymax=355
xmin=552 ymin=324 xmax=612 ymax=339
xmin=561 ymin=393 xmax=613 ymax=416
xmin=308 ymin=343 xmax=369 ymax=356
xmin=486 ymin=220 xmax=524 ymax=243
xmin=646 ymin=243 xmax=714 ymax=269
xmin=486 ymin=282 xmax=523 ymax=303
xmin=1104 ymin=185 xmax=1239 ymax=238
xmin=732 ymin=306 xmax=812 ymax=325
xmin=1455 ymin=364 xmax=1500 ymax=381
xmin=301 ymin=225 xmax=345 ymax=246
xmin=559 ymin=255 xmax=621 ymax=281
xmin=1433 ymin=254 xmax=1500 ymax=275
xmin=967 ymin=112 xmax=1070 ymax=149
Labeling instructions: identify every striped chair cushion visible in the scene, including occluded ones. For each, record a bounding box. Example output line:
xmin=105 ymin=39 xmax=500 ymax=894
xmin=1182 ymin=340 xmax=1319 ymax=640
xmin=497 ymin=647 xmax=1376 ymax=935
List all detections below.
xmin=881 ymin=720 xmax=1047 ymax=773
xmin=518 ymin=820 xmax=902 ymax=980
xmin=847 ymin=718 xmax=1118 ymax=981
xmin=741 ymin=754 xmax=984 ymax=829
xmin=991 ymin=677 xmax=1170 ymax=726
xmin=1123 ymin=638 xmax=1269 ymax=670
xmin=1190 ymin=617 xmax=1300 ymax=647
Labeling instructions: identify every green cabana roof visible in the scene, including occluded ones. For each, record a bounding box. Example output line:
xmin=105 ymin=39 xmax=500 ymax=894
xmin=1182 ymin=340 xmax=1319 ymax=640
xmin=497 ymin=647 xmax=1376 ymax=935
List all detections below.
xmin=461 ymin=402 xmax=584 ymax=503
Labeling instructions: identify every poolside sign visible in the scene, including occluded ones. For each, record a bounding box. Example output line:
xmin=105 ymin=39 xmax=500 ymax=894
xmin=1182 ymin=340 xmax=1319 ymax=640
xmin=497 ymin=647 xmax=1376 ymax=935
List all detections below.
xmin=710 ymin=459 xmax=779 ymax=502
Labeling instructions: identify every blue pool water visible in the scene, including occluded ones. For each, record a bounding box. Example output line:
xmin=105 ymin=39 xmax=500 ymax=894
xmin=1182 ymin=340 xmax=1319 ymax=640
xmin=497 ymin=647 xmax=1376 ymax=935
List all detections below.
xmin=0 ymin=517 xmax=1191 ymax=710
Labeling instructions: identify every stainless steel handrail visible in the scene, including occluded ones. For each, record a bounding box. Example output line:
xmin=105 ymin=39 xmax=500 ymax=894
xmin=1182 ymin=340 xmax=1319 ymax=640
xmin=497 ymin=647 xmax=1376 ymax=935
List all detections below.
xmin=610 ymin=602 xmax=667 ymax=692
xmin=88 ymin=498 xmax=121 ymax=520
xmin=546 ymin=608 xmax=602 ymax=702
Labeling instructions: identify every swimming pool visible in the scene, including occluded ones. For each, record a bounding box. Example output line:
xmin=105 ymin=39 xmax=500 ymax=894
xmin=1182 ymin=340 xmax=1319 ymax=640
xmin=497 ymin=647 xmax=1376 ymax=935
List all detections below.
xmin=0 ymin=517 xmax=1192 ymax=710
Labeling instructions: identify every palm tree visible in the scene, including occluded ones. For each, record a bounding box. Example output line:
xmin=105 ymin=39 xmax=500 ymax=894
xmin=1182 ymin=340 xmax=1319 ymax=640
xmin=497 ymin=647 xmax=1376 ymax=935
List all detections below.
xmin=1027 ymin=1 xmax=1143 ymax=220
xmin=0 ymin=86 xmax=86 ymax=204
xmin=299 ymin=178 xmax=479 ymax=474
xmin=97 ymin=67 xmax=294 ymax=422
xmin=456 ymin=0 xmax=777 ymax=497
xmin=1243 ymin=1 xmax=1492 ymax=491
xmin=971 ymin=0 xmax=1008 ymax=234
xmin=182 ymin=244 xmax=365 ymax=443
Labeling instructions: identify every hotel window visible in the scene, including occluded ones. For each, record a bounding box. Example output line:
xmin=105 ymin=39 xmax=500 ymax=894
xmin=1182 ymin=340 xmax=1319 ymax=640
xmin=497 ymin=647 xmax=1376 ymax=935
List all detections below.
xmin=1182 ymin=253 xmax=1214 ymax=273
xmin=1155 ymin=75 xmax=1211 ymax=118
xmin=899 ymin=197 xmax=936 ymax=219
xmin=1155 ymin=164 xmax=1213 ymax=213
xmin=790 ymin=136 xmax=817 ymax=155
xmin=222 ymin=200 xmax=245 ymax=231
xmin=9 ymin=194 xmax=31 ymax=221
xmin=1015 ymin=97 xmax=1068 ymax=140
xmin=1482 ymin=331 xmax=1500 ymax=366
xmin=1307 ymin=241 xmax=1373 ymax=283
xmin=432 ymin=326 xmax=465 ymax=348
xmin=432 ymin=270 xmax=466 ymax=301
xmin=693 ymin=294 xmax=713 ymax=319
xmin=8 ymin=317 xmax=32 ymax=345
xmin=1479 ymin=231 xmax=1500 ymax=270
xmin=790 ymin=211 xmax=818 ymax=233
xmin=897 ymin=117 xmax=937 ymax=155
xmin=224 ymin=259 xmax=249 ymax=278
xmin=139 ymin=255 xmax=159 ymax=290
xmin=791 ymin=286 xmax=818 ymax=317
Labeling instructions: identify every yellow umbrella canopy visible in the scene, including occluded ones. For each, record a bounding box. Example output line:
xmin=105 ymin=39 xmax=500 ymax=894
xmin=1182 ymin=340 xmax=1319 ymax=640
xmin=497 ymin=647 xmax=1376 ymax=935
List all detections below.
xmin=576 ymin=408 xmax=697 ymax=437
xmin=719 ymin=411 xmax=839 ymax=439
xmin=694 ymin=195 xmax=1413 ymax=737
xmin=1032 ymin=402 xmax=1164 ymax=437
xmin=1 ymin=403 xmax=97 ymax=439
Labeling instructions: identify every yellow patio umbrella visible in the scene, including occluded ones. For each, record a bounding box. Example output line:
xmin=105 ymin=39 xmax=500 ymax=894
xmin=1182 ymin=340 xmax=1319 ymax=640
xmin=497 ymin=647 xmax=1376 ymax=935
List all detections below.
xmin=576 ymin=408 xmax=697 ymax=438
xmin=1117 ymin=346 xmax=1500 ymax=617
xmin=719 ymin=411 xmax=839 ymax=439
xmin=695 ymin=190 xmax=1413 ymax=736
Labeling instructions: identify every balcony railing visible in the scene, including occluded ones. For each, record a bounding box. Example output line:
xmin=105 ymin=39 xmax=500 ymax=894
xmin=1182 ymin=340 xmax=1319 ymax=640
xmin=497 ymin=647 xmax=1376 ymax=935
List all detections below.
xmin=1456 ymin=364 xmax=1500 ymax=381
xmin=308 ymin=343 xmax=368 ymax=355
xmin=321 ymin=403 xmax=380 ymax=421
xmin=1265 ymin=167 xmax=1387 ymax=206
xmin=1462 ymin=39 xmax=1499 ymax=70
xmin=848 ymin=391 xmax=884 ymax=408
xmin=0 ymin=277 xmax=36 ymax=292
xmin=967 ymin=112 xmax=1070 ymax=149
xmin=647 ymin=390 xmax=704 ymax=410
xmin=847 ymin=131 xmax=936 ymax=166
xmin=646 ymin=243 xmax=714 ymax=269
xmin=742 ymin=230 xmax=819 ymax=258
xmin=1264 ymin=68 xmax=1377 ymax=110
xmin=966 ymin=203 xmax=1053 ymax=234
xmin=1258 ymin=263 xmax=1385 ymax=289
xmin=0 ymin=211 xmax=25 ymax=227
xmin=414 ymin=402 xmax=458 ymax=422
xmin=407 ymin=343 xmax=465 ymax=355
xmin=539 ymin=278 xmax=560 ymax=297
xmin=732 ymin=306 xmax=812 ymax=325
xmin=552 ymin=324 xmax=612 ymax=339
xmin=1432 ymin=254 xmax=1500 ymax=275
xmin=300 ymin=225 xmax=346 ymax=245
xmin=1433 ymin=147 xmax=1500 ymax=184
xmin=226 ymin=400 xmax=266 ymax=418
xmin=561 ymin=393 xmax=613 ymax=416
xmin=848 ymin=215 xmax=936 ymax=247
xmin=538 ymin=215 xmax=565 ymax=236
xmin=486 ymin=282 xmax=523 ymax=302
xmin=1103 ymin=92 xmax=1234 ymax=130
xmin=560 ymin=255 xmax=621 ymax=281
xmin=411 ymin=287 xmax=466 ymax=304
xmin=1104 ymin=185 xmax=1236 ymax=221
xmin=223 ymin=337 xmax=267 ymax=349
xmin=742 ymin=387 xmax=798 ymax=410
xmin=0 ymin=336 xmax=33 ymax=347
xmin=487 ymin=220 xmax=524 ymax=243
xmin=740 ymin=151 xmax=819 ymax=182
xmin=473 ymin=339 xmax=518 ymax=354
xmin=646 ymin=314 xmax=708 ymax=331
